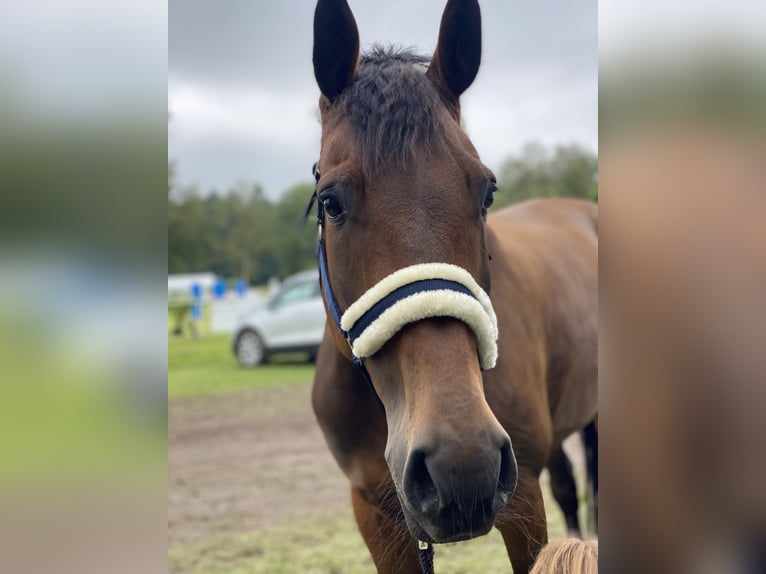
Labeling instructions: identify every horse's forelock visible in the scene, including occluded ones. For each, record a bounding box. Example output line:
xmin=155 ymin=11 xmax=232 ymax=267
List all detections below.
xmin=330 ymin=45 xmax=448 ymax=177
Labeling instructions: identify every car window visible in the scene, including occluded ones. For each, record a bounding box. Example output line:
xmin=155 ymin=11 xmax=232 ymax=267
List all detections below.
xmin=273 ymin=280 xmax=318 ymax=307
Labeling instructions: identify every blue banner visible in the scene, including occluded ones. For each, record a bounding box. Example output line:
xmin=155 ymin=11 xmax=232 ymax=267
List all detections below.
xmin=213 ymin=278 xmax=227 ymax=300
xmin=235 ymin=278 xmax=248 ymax=298
xmin=190 ymin=282 xmax=202 ymax=301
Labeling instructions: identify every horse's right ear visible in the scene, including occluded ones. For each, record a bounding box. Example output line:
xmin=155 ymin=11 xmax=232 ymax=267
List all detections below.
xmin=427 ymin=0 xmax=482 ymax=105
xmin=313 ymin=0 xmax=360 ymax=102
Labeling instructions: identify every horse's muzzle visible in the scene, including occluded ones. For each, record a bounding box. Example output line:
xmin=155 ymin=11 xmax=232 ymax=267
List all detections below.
xmin=400 ymin=431 xmax=518 ymax=543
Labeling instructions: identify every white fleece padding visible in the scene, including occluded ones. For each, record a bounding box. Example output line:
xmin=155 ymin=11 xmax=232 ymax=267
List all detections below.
xmin=339 ymin=263 xmax=498 ymax=369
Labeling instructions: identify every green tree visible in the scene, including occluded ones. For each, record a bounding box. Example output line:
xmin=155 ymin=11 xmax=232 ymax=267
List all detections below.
xmin=167 ymin=178 xmax=318 ymax=283
xmin=270 ymin=183 xmax=318 ymax=279
xmin=494 ymin=142 xmax=598 ymax=208
xmin=168 ymin=186 xmax=212 ymax=273
xmin=202 ymin=184 xmax=273 ymax=281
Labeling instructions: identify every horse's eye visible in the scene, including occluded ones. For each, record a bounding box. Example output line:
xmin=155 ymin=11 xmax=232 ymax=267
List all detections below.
xmin=322 ymin=196 xmax=344 ymax=220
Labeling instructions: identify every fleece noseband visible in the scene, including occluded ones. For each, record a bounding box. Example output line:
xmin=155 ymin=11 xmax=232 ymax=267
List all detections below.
xmin=340 ymin=263 xmax=498 ymax=369
xmin=308 ymin=165 xmax=499 ymax=375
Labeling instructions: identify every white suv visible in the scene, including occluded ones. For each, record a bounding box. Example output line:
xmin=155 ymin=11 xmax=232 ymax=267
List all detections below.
xmin=231 ymin=270 xmax=327 ymax=367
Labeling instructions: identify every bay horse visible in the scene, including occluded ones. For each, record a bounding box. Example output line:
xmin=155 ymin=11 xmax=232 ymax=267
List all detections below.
xmin=309 ymin=0 xmax=598 ymax=571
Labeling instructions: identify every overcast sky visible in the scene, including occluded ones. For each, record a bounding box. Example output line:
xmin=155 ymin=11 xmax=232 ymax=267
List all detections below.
xmin=169 ymin=0 xmax=597 ymax=198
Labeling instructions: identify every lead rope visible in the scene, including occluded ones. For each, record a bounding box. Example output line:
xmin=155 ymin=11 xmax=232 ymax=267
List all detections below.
xmin=308 ymin=162 xmax=435 ymax=574
xmin=418 ymin=540 xmax=435 ymax=574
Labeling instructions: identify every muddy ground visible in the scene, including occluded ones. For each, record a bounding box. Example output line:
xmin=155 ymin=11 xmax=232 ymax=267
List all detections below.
xmin=168 ymin=382 xmax=586 ymax=550
xmin=168 ymin=383 xmax=349 ymax=548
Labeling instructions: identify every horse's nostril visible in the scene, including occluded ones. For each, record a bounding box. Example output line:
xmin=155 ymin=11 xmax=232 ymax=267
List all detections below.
xmin=403 ymin=448 xmax=439 ymax=514
xmin=402 ymin=432 xmax=517 ymax=540
xmin=497 ymin=437 xmax=518 ymax=498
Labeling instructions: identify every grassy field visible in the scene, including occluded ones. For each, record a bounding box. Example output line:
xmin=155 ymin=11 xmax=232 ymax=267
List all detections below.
xmin=168 ymin=333 xmax=315 ymax=398
xmin=169 ymin=304 xmax=314 ymax=398
xmin=169 ymin=507 xmax=563 ymax=574
xmin=169 ymin=332 xmax=573 ymax=573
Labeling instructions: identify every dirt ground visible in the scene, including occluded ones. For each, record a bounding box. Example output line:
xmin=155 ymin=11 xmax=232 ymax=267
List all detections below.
xmin=168 ymin=383 xmax=349 ymax=548
xmin=168 ymin=382 xmax=586 ymax=550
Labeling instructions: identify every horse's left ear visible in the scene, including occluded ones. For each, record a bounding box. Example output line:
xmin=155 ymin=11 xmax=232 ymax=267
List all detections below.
xmin=427 ymin=0 xmax=482 ymax=104
xmin=313 ymin=0 xmax=360 ymax=102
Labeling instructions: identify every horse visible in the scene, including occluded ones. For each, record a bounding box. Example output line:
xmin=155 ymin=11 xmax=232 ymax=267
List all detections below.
xmin=309 ymin=0 xmax=598 ymax=571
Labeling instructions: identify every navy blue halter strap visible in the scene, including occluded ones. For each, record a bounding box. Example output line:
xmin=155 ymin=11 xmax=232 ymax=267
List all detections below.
xmin=308 ymin=164 xmax=345 ymax=332
xmin=310 ymin=164 xmax=376 ymax=390
xmin=347 ymin=279 xmax=474 ymax=343
xmin=317 ymin=235 xmax=346 ymax=337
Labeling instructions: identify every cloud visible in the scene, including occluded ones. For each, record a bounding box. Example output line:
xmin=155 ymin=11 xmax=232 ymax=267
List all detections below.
xmin=169 ymin=80 xmax=321 ymax=197
xmin=169 ymin=81 xmax=319 ymax=146
xmin=169 ymin=0 xmax=597 ymax=195
xmin=463 ymin=67 xmax=598 ymax=172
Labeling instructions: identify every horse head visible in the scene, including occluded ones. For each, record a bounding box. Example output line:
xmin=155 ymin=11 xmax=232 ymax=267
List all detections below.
xmin=312 ymin=0 xmax=517 ymax=543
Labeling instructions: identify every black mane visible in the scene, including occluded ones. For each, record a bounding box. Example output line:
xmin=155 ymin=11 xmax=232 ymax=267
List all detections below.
xmin=334 ymin=45 xmax=445 ymax=175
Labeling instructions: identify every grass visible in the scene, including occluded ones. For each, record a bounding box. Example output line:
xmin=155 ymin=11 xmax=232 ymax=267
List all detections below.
xmin=169 ymin=503 xmax=570 ymax=574
xmin=168 ymin=332 xmax=315 ymax=398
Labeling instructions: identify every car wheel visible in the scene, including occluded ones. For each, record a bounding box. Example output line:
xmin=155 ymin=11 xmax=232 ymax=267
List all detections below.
xmin=236 ymin=330 xmax=266 ymax=368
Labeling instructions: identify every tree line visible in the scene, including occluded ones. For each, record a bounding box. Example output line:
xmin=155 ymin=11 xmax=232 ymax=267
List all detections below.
xmin=168 ymin=143 xmax=597 ymax=284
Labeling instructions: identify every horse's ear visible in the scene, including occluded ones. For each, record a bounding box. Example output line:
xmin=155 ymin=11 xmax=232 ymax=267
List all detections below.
xmin=427 ymin=0 xmax=482 ymax=103
xmin=313 ymin=0 xmax=360 ymax=102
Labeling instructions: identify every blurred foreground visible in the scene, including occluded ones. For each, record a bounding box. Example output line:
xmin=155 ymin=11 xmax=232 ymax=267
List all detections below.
xmin=0 ymin=0 xmax=166 ymax=571
xmin=600 ymin=15 xmax=766 ymax=572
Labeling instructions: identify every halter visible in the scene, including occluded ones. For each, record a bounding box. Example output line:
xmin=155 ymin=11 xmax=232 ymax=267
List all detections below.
xmin=306 ymin=163 xmax=498 ymax=376
xmin=306 ymin=163 xmax=499 ymax=572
